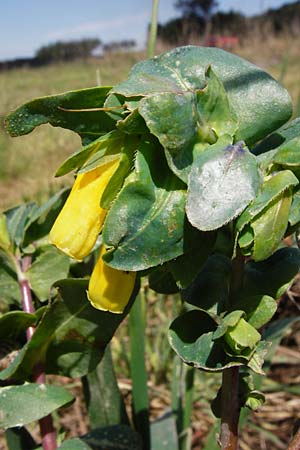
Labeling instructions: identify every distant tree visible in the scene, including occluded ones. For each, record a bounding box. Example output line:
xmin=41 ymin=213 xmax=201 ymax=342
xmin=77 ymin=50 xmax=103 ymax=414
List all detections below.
xmin=103 ymin=40 xmax=136 ymax=53
xmin=175 ymin=0 xmax=219 ymax=39
xmin=36 ymin=38 xmax=101 ymax=64
xmin=175 ymin=0 xmax=218 ymax=21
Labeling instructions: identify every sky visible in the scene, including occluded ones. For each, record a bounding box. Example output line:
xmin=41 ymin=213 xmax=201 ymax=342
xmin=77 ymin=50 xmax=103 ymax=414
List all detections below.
xmin=0 ymin=0 xmax=294 ymax=60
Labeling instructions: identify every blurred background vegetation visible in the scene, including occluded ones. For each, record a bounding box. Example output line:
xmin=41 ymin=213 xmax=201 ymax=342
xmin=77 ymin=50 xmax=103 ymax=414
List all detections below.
xmin=0 ymin=2 xmax=300 ymax=449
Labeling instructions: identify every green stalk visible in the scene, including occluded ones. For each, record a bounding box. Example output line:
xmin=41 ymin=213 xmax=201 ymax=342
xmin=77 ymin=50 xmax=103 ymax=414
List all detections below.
xmin=220 ymin=250 xmax=245 ymax=450
xmin=129 ymin=292 xmax=150 ymax=449
xmin=147 ymin=0 xmax=159 ymax=58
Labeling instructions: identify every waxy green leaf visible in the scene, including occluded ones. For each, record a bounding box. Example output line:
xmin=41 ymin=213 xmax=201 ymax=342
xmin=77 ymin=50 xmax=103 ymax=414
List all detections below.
xmin=103 ymin=138 xmax=186 ymax=271
xmin=0 ymin=279 xmax=137 ymax=380
xmin=138 ymin=66 xmax=237 ymax=181
xmin=233 ymin=294 xmax=277 ymax=330
xmin=58 ymin=439 xmax=92 ymax=450
xmin=0 ymin=253 xmax=21 ymax=304
xmin=55 ymin=130 xmax=122 ymax=177
xmin=244 ymin=247 xmax=300 ymax=299
xmin=168 ymin=310 xmax=243 ymax=372
xmin=288 ymin=188 xmax=300 ymax=226
xmin=100 ymin=135 xmax=138 ymax=208
xmin=113 ymin=46 xmax=292 ymax=146
xmin=273 ymin=135 xmax=300 ymax=166
xmin=187 ymin=138 xmax=261 ymax=231
xmin=0 ymin=383 xmax=74 ymax=428
xmin=181 ymin=254 xmax=231 ymax=313
xmin=5 ymin=86 xmax=115 ymax=139
xmin=77 ymin=130 xmax=125 ymax=174
xmin=253 ymin=117 xmax=300 ymax=155
xmin=252 ymin=189 xmax=292 ymax=261
xmin=148 ymin=268 xmax=179 ymax=294
xmin=168 ymin=225 xmax=216 ymax=288
xmin=26 ymin=247 xmax=70 ymax=301
xmin=0 ymin=311 xmax=37 ymax=339
xmin=236 ymin=170 xmax=298 ymax=233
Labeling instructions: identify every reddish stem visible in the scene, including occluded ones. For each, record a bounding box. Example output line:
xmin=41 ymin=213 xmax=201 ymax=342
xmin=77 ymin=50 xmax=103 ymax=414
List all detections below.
xmin=17 ymin=256 xmax=57 ymax=450
xmin=287 ymin=425 xmax=300 ymax=450
xmin=220 ymin=367 xmax=240 ymax=450
xmin=219 ymin=251 xmax=244 ymax=450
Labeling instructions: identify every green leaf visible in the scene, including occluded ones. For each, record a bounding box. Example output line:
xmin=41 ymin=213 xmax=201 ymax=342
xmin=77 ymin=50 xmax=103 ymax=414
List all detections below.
xmin=100 ymin=135 xmax=137 ymax=208
xmin=168 ymin=224 xmax=216 ymax=288
xmin=289 ymin=187 xmax=300 ymax=226
xmin=244 ymin=247 xmax=300 ymax=299
xmin=0 ymin=253 xmax=21 ymax=304
xmin=113 ymin=46 xmax=292 ymax=146
xmin=117 ymin=108 xmax=149 ymax=135
xmin=181 ymin=254 xmax=231 ymax=313
xmin=24 ymin=188 xmax=70 ymax=244
xmin=0 ymin=383 xmax=74 ymax=428
xmin=138 ymin=67 xmax=237 ymax=181
xmin=5 ymin=427 xmax=37 ymax=450
xmin=58 ymin=439 xmax=92 ymax=450
xmin=0 ymin=279 xmax=137 ymax=380
xmin=55 ymin=130 xmax=122 ymax=177
xmin=238 ymin=225 xmax=254 ymax=250
xmin=82 ymin=425 xmax=143 ymax=450
xmin=151 ymin=412 xmax=179 ymax=450
xmin=102 ymin=138 xmax=186 ymax=271
xmin=233 ymin=295 xmax=277 ymax=329
xmin=187 ymin=139 xmax=261 ymax=231
xmin=148 ymin=267 xmax=179 ymax=294
xmin=26 ymin=247 xmax=70 ymax=301
xmin=5 ymin=86 xmax=115 ymax=139
xmin=247 ymin=341 xmax=271 ymax=375
xmin=252 ymin=189 xmax=292 ymax=261
xmin=236 ymin=170 xmax=298 ymax=233
xmin=0 ymin=311 xmax=37 ymax=340
xmin=253 ymin=117 xmax=300 ymax=155
xmin=273 ymin=135 xmax=300 ymax=167
xmin=139 ymin=91 xmax=196 ymax=181
xmin=168 ymin=310 xmax=243 ymax=372
xmin=5 ymin=203 xmax=38 ymax=247
xmin=78 ymin=130 xmax=125 ymax=174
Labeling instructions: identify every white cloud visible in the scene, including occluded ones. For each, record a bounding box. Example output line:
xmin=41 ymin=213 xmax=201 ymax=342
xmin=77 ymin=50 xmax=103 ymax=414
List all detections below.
xmin=45 ymin=11 xmax=150 ymax=41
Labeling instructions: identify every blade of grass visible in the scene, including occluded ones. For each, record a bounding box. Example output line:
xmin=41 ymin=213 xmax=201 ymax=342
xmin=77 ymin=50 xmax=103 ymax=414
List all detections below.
xmin=129 ymin=292 xmax=150 ymax=449
xmin=82 ymin=344 xmax=129 ymax=429
xmin=147 ymin=0 xmax=159 ymax=58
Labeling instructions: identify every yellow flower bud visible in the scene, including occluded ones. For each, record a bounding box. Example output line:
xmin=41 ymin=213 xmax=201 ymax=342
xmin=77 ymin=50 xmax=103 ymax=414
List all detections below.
xmin=49 ymin=159 xmax=119 ymax=261
xmin=88 ymin=246 xmax=136 ymax=313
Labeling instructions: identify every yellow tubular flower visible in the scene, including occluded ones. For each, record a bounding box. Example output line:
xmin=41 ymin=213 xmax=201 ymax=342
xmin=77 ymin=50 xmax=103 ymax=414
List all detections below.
xmin=88 ymin=246 xmax=136 ymax=314
xmin=49 ymin=159 xmax=119 ymax=261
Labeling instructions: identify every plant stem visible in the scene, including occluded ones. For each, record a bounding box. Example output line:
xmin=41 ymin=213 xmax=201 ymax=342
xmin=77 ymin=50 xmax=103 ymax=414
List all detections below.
xmin=220 ymin=250 xmax=245 ymax=450
xmin=147 ymin=0 xmax=159 ymax=58
xmin=287 ymin=424 xmax=300 ymax=450
xmin=17 ymin=255 xmax=57 ymax=450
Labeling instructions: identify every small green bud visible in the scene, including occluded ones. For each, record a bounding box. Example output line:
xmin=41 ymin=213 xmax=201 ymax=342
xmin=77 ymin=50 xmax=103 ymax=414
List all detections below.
xmin=225 ymin=318 xmax=261 ymax=354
